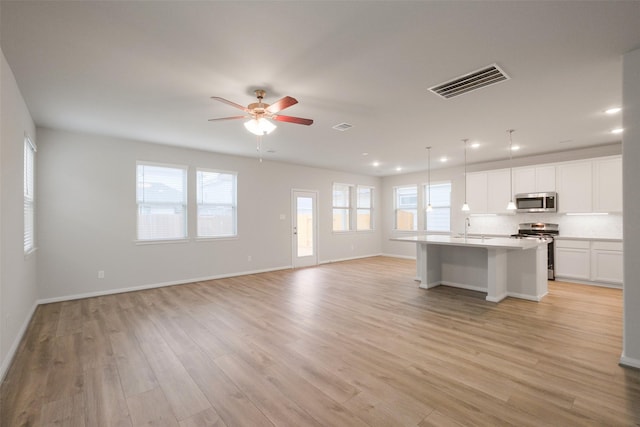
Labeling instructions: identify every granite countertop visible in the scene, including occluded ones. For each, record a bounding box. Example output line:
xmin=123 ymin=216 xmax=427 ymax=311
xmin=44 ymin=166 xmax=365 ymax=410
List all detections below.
xmin=554 ymin=236 xmax=623 ymax=242
xmin=391 ymin=235 xmax=544 ymax=250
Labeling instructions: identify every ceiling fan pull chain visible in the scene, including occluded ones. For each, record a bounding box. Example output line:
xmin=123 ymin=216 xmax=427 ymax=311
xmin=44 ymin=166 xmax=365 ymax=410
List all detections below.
xmin=257 ymin=134 xmax=263 ymax=163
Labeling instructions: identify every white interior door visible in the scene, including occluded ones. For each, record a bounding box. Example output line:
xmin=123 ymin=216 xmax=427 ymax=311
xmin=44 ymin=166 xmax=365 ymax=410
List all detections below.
xmin=292 ymin=190 xmax=318 ymax=268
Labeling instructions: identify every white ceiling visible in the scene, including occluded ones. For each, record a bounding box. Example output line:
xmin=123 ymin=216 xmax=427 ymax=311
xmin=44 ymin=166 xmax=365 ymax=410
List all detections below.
xmin=2 ymin=1 xmax=639 ymax=176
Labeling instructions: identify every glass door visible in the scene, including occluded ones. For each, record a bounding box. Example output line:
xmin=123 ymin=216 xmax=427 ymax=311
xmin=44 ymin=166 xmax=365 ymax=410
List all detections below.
xmin=292 ymin=190 xmax=318 ymax=268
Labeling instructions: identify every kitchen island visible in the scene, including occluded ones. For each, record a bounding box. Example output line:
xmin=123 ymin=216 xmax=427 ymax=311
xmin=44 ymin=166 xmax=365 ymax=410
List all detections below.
xmin=392 ymin=235 xmax=549 ymax=302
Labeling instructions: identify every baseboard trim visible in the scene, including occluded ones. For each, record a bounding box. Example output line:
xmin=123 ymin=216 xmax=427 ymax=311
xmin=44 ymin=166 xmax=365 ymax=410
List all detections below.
xmin=319 ymin=253 xmax=383 ymax=265
xmin=380 ymin=253 xmax=416 ymax=260
xmin=619 ymin=355 xmax=640 ymax=370
xmin=37 ymin=265 xmax=292 ymax=305
xmin=554 ymin=276 xmax=622 ymax=289
xmin=0 ymin=301 xmax=38 ymax=382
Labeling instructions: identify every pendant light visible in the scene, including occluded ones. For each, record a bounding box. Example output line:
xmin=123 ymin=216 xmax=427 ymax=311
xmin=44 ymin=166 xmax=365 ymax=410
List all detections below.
xmin=506 ymin=129 xmax=517 ymax=211
xmin=426 ymin=146 xmax=433 ymax=212
xmin=462 ymin=139 xmax=470 ymax=212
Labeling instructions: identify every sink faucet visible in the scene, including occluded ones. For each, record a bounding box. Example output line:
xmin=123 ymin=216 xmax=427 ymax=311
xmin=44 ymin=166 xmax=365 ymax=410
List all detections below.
xmin=464 ymin=217 xmax=470 ymax=239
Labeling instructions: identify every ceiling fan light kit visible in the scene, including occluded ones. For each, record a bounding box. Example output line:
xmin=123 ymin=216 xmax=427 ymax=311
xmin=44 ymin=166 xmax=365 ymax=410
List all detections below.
xmin=210 ymin=89 xmax=313 ymax=136
xmin=244 ymin=117 xmax=276 ymax=136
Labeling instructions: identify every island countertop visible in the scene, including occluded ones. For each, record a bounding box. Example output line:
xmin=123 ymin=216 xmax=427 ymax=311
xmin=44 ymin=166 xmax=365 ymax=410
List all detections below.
xmin=391 ymin=235 xmax=547 ymax=250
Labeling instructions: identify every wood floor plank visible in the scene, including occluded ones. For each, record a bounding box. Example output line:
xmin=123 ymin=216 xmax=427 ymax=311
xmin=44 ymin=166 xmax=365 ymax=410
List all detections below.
xmin=125 ymin=387 xmax=179 ymax=427
xmin=109 ymin=331 xmax=158 ymax=397
xmin=83 ymin=363 xmax=132 ymax=427
xmin=2 ymin=256 xmax=639 ymax=426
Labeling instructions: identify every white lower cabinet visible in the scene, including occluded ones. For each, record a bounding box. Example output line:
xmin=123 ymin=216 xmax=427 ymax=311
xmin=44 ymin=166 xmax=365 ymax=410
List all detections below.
xmin=555 ymin=240 xmax=590 ymax=281
xmin=591 ymin=241 xmax=624 ymax=284
xmin=555 ymin=239 xmax=623 ymax=286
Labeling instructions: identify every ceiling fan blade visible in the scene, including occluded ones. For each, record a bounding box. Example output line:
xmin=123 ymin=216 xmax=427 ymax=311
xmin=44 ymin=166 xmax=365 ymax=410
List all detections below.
xmin=211 ymin=97 xmax=249 ymax=112
xmin=272 ymin=115 xmax=314 ymax=126
xmin=266 ymin=96 xmax=298 ymax=114
xmin=208 ymin=115 xmax=247 ymax=121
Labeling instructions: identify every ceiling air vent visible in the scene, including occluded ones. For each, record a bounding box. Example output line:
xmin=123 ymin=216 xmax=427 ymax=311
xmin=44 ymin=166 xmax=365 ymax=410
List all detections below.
xmin=429 ymin=64 xmax=510 ymax=99
xmin=333 ymin=122 xmax=353 ymax=131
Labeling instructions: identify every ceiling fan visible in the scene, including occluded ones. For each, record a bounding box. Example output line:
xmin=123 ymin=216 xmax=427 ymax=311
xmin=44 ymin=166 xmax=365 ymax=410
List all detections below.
xmin=209 ymin=89 xmax=313 ymax=135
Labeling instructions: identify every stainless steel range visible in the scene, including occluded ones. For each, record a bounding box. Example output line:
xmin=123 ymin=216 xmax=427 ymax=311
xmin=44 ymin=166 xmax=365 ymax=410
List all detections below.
xmin=511 ymin=223 xmax=559 ymax=280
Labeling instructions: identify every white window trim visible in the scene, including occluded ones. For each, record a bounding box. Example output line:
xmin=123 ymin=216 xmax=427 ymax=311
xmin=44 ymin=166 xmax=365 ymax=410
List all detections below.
xmin=423 ymin=180 xmax=452 ymax=233
xmin=332 ymin=182 xmax=354 ymax=233
xmin=24 ymin=134 xmax=37 ymax=256
xmin=136 ymin=161 xmax=189 ymax=243
xmin=393 ymin=184 xmax=418 ymax=231
xmin=196 ymin=167 xmax=238 ymax=239
xmin=356 ymin=185 xmax=374 ymax=232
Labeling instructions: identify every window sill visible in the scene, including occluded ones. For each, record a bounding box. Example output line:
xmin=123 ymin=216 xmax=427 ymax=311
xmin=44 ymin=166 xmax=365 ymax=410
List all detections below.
xmin=195 ymin=235 xmax=239 ymax=242
xmin=134 ymin=238 xmax=190 ymax=246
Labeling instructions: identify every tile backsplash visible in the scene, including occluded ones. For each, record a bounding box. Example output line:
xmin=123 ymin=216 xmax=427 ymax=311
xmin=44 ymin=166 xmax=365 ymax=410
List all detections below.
xmin=466 ymin=213 xmax=622 ymax=239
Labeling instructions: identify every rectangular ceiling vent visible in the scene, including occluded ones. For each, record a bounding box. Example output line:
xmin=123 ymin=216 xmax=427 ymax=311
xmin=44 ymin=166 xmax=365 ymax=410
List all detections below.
xmin=429 ymin=64 xmax=510 ymax=99
xmin=333 ymin=122 xmax=353 ymax=131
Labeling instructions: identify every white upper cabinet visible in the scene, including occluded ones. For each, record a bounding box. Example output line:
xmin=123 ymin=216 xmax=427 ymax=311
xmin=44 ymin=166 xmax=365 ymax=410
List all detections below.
xmin=593 ymin=157 xmax=622 ymax=213
xmin=557 ymin=161 xmax=593 ymax=213
xmin=513 ymin=165 xmax=556 ymax=194
xmin=487 ymin=169 xmax=512 ymax=214
xmin=466 ymin=169 xmax=512 ymax=214
xmin=466 ymin=172 xmax=488 ymax=214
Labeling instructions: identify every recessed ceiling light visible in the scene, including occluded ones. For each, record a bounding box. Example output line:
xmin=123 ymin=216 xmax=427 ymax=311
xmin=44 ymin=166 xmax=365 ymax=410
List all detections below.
xmin=605 ymin=107 xmax=622 ymax=114
xmin=471 ymin=142 xmax=480 ymax=149
xmin=510 ymin=145 xmax=520 ymax=151
xmin=362 ymin=152 xmax=369 ymax=156
xmin=372 ymin=161 xmax=380 ymax=167
xmin=396 ymin=167 xmax=403 ymax=172
xmin=611 ymin=128 xmax=624 ymax=134
xmin=440 ymin=157 xmax=448 ymax=163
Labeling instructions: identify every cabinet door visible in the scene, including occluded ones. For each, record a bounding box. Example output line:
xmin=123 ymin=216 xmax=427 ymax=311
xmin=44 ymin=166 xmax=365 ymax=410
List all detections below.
xmin=513 ymin=167 xmax=536 ymax=195
xmin=590 ymin=241 xmax=623 ymax=285
xmin=557 ymin=162 xmax=592 ymax=213
xmin=555 ymin=240 xmax=590 ymax=280
xmin=593 ymin=157 xmax=622 ymax=213
xmin=466 ymin=172 xmax=487 ymax=214
xmin=535 ymin=165 xmax=556 ymax=192
xmin=487 ymin=169 xmax=512 ymax=213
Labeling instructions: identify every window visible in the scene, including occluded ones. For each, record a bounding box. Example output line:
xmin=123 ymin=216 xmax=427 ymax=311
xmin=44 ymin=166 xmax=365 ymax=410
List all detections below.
xmin=332 ymin=183 xmax=352 ymax=231
xmin=394 ymin=185 xmax=417 ymax=230
xmin=197 ymin=169 xmax=237 ymax=238
xmin=136 ymin=163 xmax=187 ymax=241
xmin=24 ymin=136 xmax=36 ymax=254
xmin=425 ymin=182 xmax=452 ymax=232
xmin=356 ymin=185 xmax=373 ymax=231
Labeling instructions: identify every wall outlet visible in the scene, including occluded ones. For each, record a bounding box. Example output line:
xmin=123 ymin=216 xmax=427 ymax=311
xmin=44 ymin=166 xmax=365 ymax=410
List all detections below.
xmin=279 ymin=214 xmax=286 ymax=220
xmin=247 ymin=255 xmax=252 ymax=262
xmin=98 ymin=270 xmax=105 ymax=279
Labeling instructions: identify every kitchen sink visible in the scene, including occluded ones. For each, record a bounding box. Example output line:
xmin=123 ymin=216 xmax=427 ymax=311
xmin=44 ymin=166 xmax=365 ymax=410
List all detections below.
xmin=452 ymin=235 xmax=491 ymax=240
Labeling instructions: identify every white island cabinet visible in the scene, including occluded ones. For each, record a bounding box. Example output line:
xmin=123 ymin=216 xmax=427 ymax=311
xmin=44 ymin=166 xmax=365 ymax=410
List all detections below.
xmin=392 ymin=235 xmax=548 ymax=302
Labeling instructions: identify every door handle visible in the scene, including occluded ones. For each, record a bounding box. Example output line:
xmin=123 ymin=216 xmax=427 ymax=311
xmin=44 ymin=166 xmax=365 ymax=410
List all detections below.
xmin=293 ymin=226 xmax=297 ymax=235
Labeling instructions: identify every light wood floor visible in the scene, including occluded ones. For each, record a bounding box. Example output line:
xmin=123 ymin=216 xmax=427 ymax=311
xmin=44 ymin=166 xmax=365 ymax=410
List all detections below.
xmin=1 ymin=256 xmax=639 ymax=426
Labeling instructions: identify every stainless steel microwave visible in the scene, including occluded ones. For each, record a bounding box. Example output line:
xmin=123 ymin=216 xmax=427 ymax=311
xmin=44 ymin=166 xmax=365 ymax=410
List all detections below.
xmin=515 ymin=192 xmax=557 ymax=213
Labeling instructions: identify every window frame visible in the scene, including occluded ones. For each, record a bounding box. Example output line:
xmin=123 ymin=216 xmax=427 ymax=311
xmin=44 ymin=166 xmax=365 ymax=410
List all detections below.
xmin=24 ymin=135 xmax=37 ymax=255
xmin=136 ymin=161 xmax=188 ymax=243
xmin=393 ymin=185 xmax=418 ymax=231
xmin=196 ymin=168 xmax=238 ymax=239
xmin=356 ymin=185 xmax=374 ymax=232
xmin=332 ymin=182 xmax=353 ymax=232
xmin=423 ymin=180 xmax=452 ymax=232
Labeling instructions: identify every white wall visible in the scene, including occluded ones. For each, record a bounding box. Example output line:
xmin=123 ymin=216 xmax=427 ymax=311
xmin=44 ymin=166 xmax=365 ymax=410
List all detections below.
xmin=36 ymin=127 xmax=382 ymax=301
xmin=0 ymin=48 xmax=38 ymax=379
xmin=622 ymin=47 xmax=640 ymax=368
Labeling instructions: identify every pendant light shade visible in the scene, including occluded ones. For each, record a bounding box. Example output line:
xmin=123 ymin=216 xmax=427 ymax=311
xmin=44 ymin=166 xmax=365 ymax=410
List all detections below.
xmin=244 ymin=117 xmax=276 ymax=136
xmin=462 ymin=138 xmax=470 ymax=212
xmin=506 ymin=129 xmax=516 ymax=211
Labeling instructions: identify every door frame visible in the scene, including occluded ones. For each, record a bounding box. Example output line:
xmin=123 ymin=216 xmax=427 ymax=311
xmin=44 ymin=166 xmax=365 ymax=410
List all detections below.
xmin=291 ymin=189 xmax=319 ymax=268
